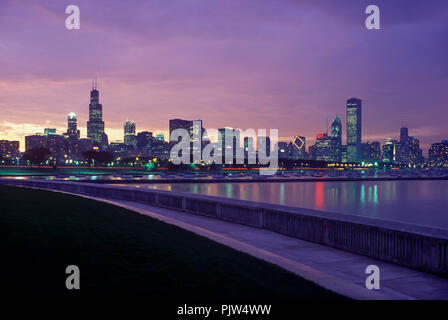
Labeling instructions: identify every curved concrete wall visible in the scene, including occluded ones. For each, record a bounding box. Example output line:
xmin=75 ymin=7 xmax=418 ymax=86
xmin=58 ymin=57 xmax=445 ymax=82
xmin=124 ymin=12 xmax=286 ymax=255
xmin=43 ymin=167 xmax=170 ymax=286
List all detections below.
xmin=1 ymin=178 xmax=447 ymax=277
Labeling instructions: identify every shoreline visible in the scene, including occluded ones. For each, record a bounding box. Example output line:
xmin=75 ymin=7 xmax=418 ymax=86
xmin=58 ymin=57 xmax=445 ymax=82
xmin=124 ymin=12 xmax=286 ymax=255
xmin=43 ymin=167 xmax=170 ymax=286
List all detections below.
xmin=1 ymin=178 xmax=447 ymax=277
xmin=76 ymin=175 xmax=448 ymax=184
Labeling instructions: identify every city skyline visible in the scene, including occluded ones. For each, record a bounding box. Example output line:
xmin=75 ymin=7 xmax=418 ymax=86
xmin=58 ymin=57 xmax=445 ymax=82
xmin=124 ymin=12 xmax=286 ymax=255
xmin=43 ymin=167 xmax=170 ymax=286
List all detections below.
xmin=2 ymin=1 xmax=448 ymax=306
xmin=0 ymin=81 xmax=441 ymax=155
xmin=1 ymin=0 xmax=447 ymax=151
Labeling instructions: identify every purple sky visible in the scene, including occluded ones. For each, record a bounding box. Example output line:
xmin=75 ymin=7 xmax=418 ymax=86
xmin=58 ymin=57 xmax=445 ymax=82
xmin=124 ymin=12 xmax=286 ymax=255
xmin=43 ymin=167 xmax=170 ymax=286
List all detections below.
xmin=0 ymin=0 xmax=447 ymax=152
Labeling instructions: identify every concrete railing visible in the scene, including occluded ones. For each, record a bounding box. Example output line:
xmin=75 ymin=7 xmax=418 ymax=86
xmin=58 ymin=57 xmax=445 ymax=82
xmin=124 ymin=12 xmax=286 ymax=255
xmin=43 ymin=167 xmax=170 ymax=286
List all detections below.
xmin=1 ymin=178 xmax=448 ymax=277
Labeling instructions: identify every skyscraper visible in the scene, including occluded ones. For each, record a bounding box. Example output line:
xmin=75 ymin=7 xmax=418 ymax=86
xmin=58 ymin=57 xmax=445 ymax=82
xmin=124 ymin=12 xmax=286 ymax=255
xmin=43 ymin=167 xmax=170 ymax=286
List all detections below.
xmin=0 ymin=140 xmax=20 ymax=159
xmin=257 ymin=136 xmax=270 ymax=157
xmin=124 ymin=120 xmax=136 ymax=148
xmin=362 ymin=141 xmax=381 ymax=163
xmin=310 ymin=133 xmax=339 ymax=162
xmin=331 ymin=116 xmax=342 ymax=144
xmin=429 ymin=140 xmax=448 ymax=167
xmin=218 ymin=127 xmax=240 ymax=164
xmin=346 ymin=98 xmax=362 ymax=162
xmin=396 ymin=126 xmax=422 ymax=166
xmin=276 ymin=142 xmax=289 ymax=159
xmin=136 ymin=131 xmax=153 ymax=150
xmin=382 ymin=138 xmax=397 ymax=163
xmin=291 ymin=136 xmax=306 ymax=160
xmin=66 ymin=112 xmax=80 ymax=139
xmin=407 ymin=137 xmax=423 ymax=166
xmin=169 ymin=119 xmax=204 ymax=161
xmin=87 ymin=81 xmax=108 ymax=149
xmin=191 ymin=120 xmax=203 ymax=161
xmin=400 ymin=126 xmax=409 ymax=143
xmin=331 ymin=116 xmax=342 ymax=161
xmin=244 ymin=136 xmax=255 ymax=159
xmin=169 ymin=119 xmax=193 ymax=140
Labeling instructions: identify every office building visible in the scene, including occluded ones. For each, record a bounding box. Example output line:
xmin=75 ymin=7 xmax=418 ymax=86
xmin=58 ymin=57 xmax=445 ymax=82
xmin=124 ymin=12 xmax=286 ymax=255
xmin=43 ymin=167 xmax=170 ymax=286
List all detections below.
xmin=290 ymin=136 xmax=306 ymax=160
xmin=346 ymin=98 xmax=362 ymax=162
xmin=362 ymin=141 xmax=381 ymax=163
xmin=87 ymin=81 xmax=108 ymax=149
xmin=396 ymin=126 xmax=423 ymax=166
xmin=0 ymin=140 xmax=20 ymax=159
xmin=429 ymin=140 xmax=448 ymax=167
xmin=124 ymin=120 xmax=137 ymax=148
xmin=136 ymin=131 xmax=153 ymax=150
xmin=310 ymin=133 xmax=339 ymax=162
xmin=66 ymin=112 xmax=80 ymax=139
xmin=382 ymin=139 xmax=397 ymax=163
xmin=277 ymin=142 xmax=289 ymax=160
xmin=331 ymin=116 xmax=342 ymax=161
xmin=44 ymin=128 xmax=56 ymax=136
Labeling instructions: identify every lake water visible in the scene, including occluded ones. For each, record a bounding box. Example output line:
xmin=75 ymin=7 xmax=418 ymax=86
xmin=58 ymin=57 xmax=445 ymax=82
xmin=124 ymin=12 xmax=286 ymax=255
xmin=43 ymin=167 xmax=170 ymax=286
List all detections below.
xmin=122 ymin=180 xmax=448 ymax=229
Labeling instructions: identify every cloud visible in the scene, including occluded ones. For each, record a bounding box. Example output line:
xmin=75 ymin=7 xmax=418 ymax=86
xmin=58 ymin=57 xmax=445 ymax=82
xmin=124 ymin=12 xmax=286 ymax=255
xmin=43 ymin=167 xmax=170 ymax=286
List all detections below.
xmin=0 ymin=0 xmax=447 ymax=155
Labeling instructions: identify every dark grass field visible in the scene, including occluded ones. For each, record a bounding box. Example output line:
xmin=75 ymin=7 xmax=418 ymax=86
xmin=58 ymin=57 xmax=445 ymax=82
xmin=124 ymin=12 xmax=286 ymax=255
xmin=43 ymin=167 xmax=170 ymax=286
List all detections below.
xmin=0 ymin=185 xmax=346 ymax=301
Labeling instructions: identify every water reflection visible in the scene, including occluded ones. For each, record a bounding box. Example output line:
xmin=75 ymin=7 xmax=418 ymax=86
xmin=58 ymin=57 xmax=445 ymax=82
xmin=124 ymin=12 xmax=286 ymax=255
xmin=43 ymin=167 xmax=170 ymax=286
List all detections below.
xmin=373 ymin=184 xmax=378 ymax=205
xmin=133 ymin=180 xmax=448 ymax=228
xmin=315 ymin=182 xmax=324 ymax=210
xmin=360 ymin=184 xmax=365 ymax=209
xmin=279 ymin=184 xmax=285 ymax=205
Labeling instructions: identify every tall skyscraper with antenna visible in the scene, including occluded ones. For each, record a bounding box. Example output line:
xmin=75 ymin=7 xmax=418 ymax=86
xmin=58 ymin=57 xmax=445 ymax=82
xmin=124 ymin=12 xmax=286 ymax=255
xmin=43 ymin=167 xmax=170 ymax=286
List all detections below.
xmin=87 ymin=80 xmax=108 ymax=149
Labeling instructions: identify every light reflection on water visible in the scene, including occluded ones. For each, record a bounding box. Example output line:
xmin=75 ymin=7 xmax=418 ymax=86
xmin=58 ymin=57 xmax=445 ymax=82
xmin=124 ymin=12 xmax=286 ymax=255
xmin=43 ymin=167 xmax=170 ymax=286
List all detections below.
xmin=132 ymin=180 xmax=448 ymax=228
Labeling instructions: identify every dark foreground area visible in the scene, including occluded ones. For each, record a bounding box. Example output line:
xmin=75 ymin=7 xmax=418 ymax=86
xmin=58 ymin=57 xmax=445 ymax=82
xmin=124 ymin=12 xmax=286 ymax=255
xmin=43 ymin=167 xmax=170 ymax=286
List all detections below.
xmin=0 ymin=185 xmax=344 ymax=301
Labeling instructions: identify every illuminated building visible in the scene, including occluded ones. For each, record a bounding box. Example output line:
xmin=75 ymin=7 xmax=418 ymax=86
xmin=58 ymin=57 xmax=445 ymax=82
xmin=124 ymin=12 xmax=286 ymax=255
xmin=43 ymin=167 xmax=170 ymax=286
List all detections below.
xmin=25 ymin=128 xmax=92 ymax=165
xmin=169 ymin=119 xmax=203 ymax=143
xmin=74 ymin=139 xmax=93 ymax=161
xmin=396 ymin=126 xmax=423 ymax=166
xmin=25 ymin=134 xmax=46 ymax=150
xmin=169 ymin=119 xmax=193 ymax=140
xmin=25 ymin=133 xmax=66 ymax=164
xmin=44 ymin=128 xmax=56 ymax=135
xmin=346 ymin=98 xmax=362 ymax=162
xmin=136 ymin=131 xmax=153 ymax=150
xmin=341 ymin=145 xmax=347 ymax=162
xmin=406 ymin=137 xmax=423 ymax=166
xmin=382 ymin=138 xmax=397 ymax=163
xmin=244 ymin=136 xmax=255 ymax=159
xmin=331 ymin=116 xmax=342 ymax=161
xmin=400 ymin=126 xmax=409 ymax=143
xmin=277 ymin=142 xmax=289 ymax=160
xmin=362 ymin=141 xmax=381 ymax=163
xmin=169 ymin=119 xmax=204 ymax=160
xmin=150 ymin=139 xmax=170 ymax=159
xmin=0 ymin=140 xmax=20 ymax=159
xmin=192 ymin=120 xmax=204 ymax=161
xmin=87 ymin=81 xmax=108 ymax=149
xmin=257 ymin=136 xmax=270 ymax=157
xmin=429 ymin=140 xmax=448 ymax=167
xmin=290 ymin=136 xmax=306 ymax=160
xmin=124 ymin=120 xmax=137 ymax=149
xmin=66 ymin=112 xmax=80 ymax=139
xmin=155 ymin=134 xmax=165 ymax=141
xmin=244 ymin=137 xmax=254 ymax=152
xmin=108 ymin=141 xmax=127 ymax=158
xmin=310 ymin=133 xmax=339 ymax=162
xmin=218 ymin=128 xmax=240 ymax=163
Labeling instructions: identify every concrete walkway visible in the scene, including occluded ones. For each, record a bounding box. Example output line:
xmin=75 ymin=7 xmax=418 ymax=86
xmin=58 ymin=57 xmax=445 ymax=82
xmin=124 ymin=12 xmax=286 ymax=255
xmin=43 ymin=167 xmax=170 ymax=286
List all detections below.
xmin=88 ymin=196 xmax=448 ymax=300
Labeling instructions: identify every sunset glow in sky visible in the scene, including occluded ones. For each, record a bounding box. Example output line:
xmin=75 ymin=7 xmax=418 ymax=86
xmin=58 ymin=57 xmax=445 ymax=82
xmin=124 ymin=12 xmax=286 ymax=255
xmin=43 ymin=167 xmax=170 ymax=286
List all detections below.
xmin=0 ymin=0 xmax=447 ymax=152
